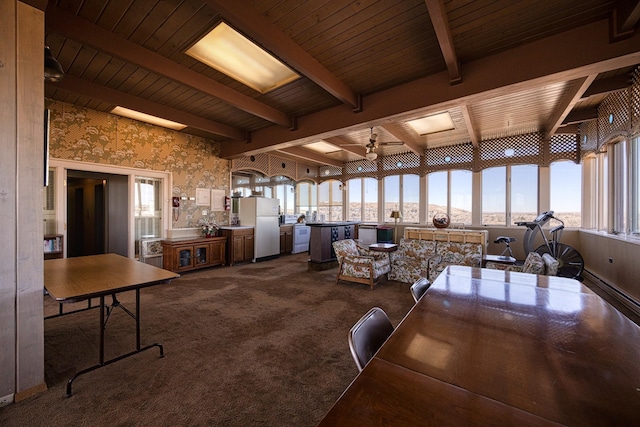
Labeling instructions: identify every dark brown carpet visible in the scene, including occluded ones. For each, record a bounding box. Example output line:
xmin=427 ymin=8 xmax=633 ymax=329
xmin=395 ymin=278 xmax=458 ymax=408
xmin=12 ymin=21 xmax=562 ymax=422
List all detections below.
xmin=0 ymin=253 xmax=414 ymax=426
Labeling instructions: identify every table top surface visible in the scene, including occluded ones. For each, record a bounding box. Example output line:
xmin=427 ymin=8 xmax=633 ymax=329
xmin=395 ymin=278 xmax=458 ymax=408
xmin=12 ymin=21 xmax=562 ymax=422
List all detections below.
xmin=44 ymin=253 xmax=179 ymax=302
xmin=367 ymin=243 xmax=398 ymax=251
xmin=482 ymin=254 xmax=516 ymax=263
xmin=319 ymin=266 xmax=640 ymax=426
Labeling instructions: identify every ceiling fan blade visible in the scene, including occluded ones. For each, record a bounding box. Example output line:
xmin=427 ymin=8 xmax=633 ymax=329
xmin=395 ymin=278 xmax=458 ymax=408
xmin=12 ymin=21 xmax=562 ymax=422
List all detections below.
xmin=378 ymin=141 xmax=404 ymax=146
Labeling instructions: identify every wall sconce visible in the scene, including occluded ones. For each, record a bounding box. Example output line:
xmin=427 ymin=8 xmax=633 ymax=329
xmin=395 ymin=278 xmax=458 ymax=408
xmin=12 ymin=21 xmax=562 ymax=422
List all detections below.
xmin=390 ymin=210 xmax=402 ymax=243
xmin=339 ymin=184 xmax=347 ymax=191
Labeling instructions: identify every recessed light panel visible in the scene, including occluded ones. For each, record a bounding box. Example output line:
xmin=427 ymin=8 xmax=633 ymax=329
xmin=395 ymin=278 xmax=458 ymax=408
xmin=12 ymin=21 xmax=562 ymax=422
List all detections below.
xmin=186 ymin=22 xmax=299 ymax=93
xmin=111 ymin=107 xmax=187 ymax=130
xmin=304 ymin=141 xmax=342 ymax=154
xmin=407 ymin=112 xmax=455 ymax=135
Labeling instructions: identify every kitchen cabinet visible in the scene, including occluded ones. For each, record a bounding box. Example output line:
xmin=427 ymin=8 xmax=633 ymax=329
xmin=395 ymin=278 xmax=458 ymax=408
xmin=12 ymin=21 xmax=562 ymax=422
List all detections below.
xmin=280 ymin=225 xmax=293 ymax=254
xmin=161 ymin=236 xmax=226 ymax=273
xmin=219 ymin=227 xmax=254 ymax=265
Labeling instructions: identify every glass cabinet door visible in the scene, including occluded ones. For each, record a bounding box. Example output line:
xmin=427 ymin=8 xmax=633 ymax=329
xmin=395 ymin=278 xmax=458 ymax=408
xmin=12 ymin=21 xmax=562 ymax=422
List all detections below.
xmin=195 ymin=245 xmax=208 ymax=265
xmin=178 ymin=248 xmax=193 ymax=269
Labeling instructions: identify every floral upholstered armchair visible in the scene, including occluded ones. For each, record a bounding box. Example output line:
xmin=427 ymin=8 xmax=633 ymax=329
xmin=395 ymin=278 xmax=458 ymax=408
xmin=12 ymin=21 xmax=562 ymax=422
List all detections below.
xmin=388 ymin=238 xmax=437 ymax=284
xmin=428 ymin=242 xmax=483 ymax=282
xmin=332 ymin=239 xmax=391 ymax=290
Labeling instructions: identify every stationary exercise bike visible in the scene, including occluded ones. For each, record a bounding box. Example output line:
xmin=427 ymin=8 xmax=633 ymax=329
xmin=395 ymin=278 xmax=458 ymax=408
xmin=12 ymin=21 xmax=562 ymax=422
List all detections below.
xmin=494 ymin=211 xmax=584 ymax=279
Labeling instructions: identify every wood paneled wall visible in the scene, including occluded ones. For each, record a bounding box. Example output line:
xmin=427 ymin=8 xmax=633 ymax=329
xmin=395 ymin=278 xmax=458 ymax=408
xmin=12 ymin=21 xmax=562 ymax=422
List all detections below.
xmin=580 ymin=232 xmax=640 ymax=306
xmin=0 ymin=1 xmax=47 ymax=404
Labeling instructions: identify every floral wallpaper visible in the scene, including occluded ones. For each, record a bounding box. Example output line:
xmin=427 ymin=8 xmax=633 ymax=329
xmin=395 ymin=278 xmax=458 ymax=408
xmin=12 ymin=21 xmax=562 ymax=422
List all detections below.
xmin=48 ymin=101 xmax=230 ymax=228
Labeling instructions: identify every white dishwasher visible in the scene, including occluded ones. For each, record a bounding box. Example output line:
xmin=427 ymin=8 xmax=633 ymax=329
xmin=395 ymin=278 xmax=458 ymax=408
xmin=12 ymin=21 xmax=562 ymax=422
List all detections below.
xmin=292 ymin=224 xmax=311 ymax=254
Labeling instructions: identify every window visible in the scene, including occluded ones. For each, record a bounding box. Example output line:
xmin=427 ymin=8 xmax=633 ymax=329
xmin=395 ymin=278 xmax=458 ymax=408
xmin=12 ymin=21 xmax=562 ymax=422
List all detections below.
xmin=550 ymin=161 xmax=582 ymax=228
xmin=274 ymin=183 xmax=295 ymax=215
xmin=346 ymin=178 xmax=378 ymax=222
xmin=296 ymin=181 xmax=317 ymax=217
xmin=600 ymin=151 xmax=609 ymax=231
xmin=427 ymin=170 xmax=471 ymax=224
xmin=363 ymin=178 xmax=378 ymax=222
xmin=611 ymin=140 xmax=628 ymax=234
xmin=135 ymin=176 xmax=162 ymax=257
xmin=450 ymin=170 xmax=472 ymax=225
xmin=631 ymin=137 xmax=640 ymax=234
xmin=383 ymin=175 xmax=399 ymax=221
xmin=318 ymin=180 xmax=342 ymax=221
xmin=511 ymin=165 xmax=538 ymax=224
xmin=382 ymin=175 xmax=420 ymax=223
xmin=347 ymin=178 xmax=362 ymax=221
xmin=402 ymin=174 xmax=420 ymax=223
xmin=482 ymin=167 xmax=506 ymax=225
xmin=428 ymin=171 xmax=447 ymax=220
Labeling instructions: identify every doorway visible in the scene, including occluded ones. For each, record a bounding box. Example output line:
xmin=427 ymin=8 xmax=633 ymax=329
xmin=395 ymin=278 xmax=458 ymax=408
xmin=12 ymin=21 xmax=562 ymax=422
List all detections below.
xmin=66 ymin=170 xmax=128 ymax=257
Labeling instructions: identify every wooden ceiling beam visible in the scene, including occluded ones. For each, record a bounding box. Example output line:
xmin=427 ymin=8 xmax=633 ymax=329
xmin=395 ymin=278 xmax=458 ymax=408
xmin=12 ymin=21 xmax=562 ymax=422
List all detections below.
xmin=45 ymin=4 xmax=293 ymax=128
xmin=379 ymin=124 xmax=423 ymax=155
xmin=459 ymin=105 xmax=479 ymax=148
xmin=611 ymin=0 xmax=640 ymax=40
xmin=582 ymin=74 xmax=632 ymax=97
xmin=204 ymin=0 xmax=361 ymax=111
xmin=220 ymin=18 xmax=640 ymax=158
xmin=323 ymin=136 xmax=367 ymax=158
xmin=562 ymin=107 xmax=599 ymax=125
xmin=275 ymin=147 xmax=344 ymax=167
xmin=50 ymin=75 xmax=247 ymax=141
xmin=544 ymin=75 xmax=597 ymax=139
xmin=424 ymin=0 xmax=461 ymax=84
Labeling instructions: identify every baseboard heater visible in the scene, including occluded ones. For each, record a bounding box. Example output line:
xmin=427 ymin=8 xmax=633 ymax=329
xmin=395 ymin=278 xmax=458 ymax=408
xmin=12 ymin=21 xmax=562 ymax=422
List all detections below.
xmin=583 ymin=269 xmax=640 ymax=318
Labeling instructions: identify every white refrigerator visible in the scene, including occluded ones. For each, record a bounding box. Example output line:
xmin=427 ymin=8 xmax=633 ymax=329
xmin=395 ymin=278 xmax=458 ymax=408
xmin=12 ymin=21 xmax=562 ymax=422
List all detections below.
xmin=238 ymin=197 xmax=280 ymax=261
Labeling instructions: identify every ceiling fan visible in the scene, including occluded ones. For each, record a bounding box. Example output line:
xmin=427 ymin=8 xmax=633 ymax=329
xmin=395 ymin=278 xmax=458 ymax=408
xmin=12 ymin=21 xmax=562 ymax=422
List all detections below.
xmin=363 ymin=127 xmax=403 ymax=160
xmin=345 ymin=128 xmax=404 ymax=161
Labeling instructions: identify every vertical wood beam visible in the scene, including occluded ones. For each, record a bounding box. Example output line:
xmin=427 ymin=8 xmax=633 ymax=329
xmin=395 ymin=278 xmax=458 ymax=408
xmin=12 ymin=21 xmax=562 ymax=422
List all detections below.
xmin=5 ymin=1 xmax=47 ymax=403
xmin=0 ymin=0 xmax=19 ymax=404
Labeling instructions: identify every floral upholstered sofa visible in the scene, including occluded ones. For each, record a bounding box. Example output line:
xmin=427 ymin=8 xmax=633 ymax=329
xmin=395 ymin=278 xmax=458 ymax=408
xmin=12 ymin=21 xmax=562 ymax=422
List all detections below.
xmin=332 ymin=239 xmax=391 ymax=290
xmin=388 ymin=238 xmax=437 ymax=284
xmin=427 ymin=241 xmax=483 ymax=282
xmin=486 ymin=252 xmax=559 ymax=275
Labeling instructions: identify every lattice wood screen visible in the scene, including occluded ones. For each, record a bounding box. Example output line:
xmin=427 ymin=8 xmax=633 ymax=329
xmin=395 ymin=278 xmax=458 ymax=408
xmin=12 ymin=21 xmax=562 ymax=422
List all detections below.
xmin=379 ymin=152 xmax=422 ymax=178
xmin=478 ymin=133 xmax=543 ymax=170
xmin=579 ymin=120 xmax=599 ymax=157
xmin=597 ymin=89 xmax=630 ymax=147
xmin=427 ymin=143 xmax=474 ymax=172
xmin=231 ymin=153 xmax=318 ymax=182
xmin=549 ymin=134 xmax=579 ymax=164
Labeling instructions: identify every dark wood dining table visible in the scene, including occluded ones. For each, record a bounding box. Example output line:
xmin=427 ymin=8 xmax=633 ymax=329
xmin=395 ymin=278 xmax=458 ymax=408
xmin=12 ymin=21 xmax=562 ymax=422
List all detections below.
xmin=44 ymin=253 xmax=179 ymax=396
xmin=317 ymin=265 xmax=640 ymax=426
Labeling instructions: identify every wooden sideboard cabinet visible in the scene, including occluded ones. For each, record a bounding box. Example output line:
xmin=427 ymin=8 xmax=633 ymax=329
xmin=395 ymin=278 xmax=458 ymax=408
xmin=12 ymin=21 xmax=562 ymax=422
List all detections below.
xmin=44 ymin=234 xmax=64 ymax=259
xmin=280 ymin=225 xmax=293 ymax=254
xmin=219 ymin=227 xmax=254 ymax=265
xmin=161 ymin=236 xmax=226 ymax=273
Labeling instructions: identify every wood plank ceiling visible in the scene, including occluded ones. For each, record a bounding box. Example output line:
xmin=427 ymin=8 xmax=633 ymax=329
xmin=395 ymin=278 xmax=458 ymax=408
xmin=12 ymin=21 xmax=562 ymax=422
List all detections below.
xmin=43 ymin=0 xmax=640 ymax=166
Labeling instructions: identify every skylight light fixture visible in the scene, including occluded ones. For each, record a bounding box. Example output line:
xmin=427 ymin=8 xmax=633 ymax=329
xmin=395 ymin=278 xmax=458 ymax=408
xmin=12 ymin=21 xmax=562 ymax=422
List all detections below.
xmin=407 ymin=112 xmax=455 ymax=135
xmin=111 ymin=107 xmax=187 ymax=130
xmin=186 ymin=22 xmax=299 ymax=93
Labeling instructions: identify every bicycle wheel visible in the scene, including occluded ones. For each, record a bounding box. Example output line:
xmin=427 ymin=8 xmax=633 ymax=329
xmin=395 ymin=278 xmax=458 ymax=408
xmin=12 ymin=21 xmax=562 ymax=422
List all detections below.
xmin=534 ymin=243 xmax=584 ymax=279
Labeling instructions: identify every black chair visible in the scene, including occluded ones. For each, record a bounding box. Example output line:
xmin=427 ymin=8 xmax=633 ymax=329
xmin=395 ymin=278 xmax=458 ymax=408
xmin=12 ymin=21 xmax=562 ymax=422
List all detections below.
xmin=410 ymin=277 xmax=431 ymax=303
xmin=348 ymin=307 xmax=394 ymax=371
